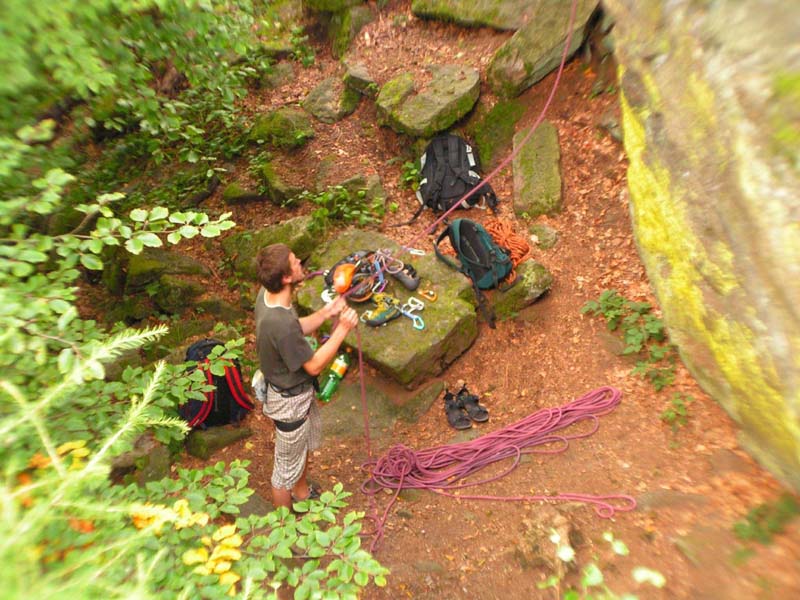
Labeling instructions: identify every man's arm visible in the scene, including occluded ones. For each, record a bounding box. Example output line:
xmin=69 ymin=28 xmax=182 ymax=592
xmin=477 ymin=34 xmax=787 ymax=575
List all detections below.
xmin=299 ymin=296 xmax=346 ymax=335
xmin=302 ymin=307 xmax=358 ymax=376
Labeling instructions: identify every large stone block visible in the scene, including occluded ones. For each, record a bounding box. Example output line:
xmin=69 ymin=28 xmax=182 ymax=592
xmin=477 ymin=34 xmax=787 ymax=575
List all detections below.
xmin=296 ymin=229 xmax=477 ymax=388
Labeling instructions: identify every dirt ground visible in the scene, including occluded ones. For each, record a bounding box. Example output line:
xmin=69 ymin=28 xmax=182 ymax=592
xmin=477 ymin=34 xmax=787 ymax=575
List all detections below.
xmin=150 ymin=2 xmax=800 ymax=598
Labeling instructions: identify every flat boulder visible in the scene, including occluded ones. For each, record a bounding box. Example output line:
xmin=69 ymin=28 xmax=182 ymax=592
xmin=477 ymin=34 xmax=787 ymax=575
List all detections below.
xmin=296 ymin=229 xmax=477 ymax=388
xmin=377 ymin=65 xmax=480 ymax=138
xmin=487 ymin=0 xmax=598 ymax=98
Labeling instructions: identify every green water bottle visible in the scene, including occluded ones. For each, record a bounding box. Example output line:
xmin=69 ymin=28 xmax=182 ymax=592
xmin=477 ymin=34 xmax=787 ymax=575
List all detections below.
xmin=318 ymin=351 xmax=350 ymax=402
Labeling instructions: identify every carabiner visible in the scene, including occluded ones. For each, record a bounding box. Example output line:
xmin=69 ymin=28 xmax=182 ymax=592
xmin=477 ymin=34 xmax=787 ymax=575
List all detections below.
xmin=402 ymin=296 xmax=425 ymax=312
xmin=419 ymin=289 xmax=437 ymax=302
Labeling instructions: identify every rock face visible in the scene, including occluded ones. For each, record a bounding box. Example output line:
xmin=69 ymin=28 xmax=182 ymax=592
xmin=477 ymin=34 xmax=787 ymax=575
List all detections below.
xmin=604 ymin=0 xmax=800 ymax=490
xmin=487 ymin=0 xmax=598 ymax=98
xmin=377 ymin=65 xmax=480 ymax=138
xmin=296 ymin=229 xmax=477 ymax=388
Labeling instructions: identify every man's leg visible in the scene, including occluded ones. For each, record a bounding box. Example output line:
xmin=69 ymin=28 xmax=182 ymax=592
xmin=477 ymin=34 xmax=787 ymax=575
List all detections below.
xmin=272 ymin=456 xmax=309 ymax=508
xmin=290 ymin=458 xmax=310 ymax=501
xmin=272 ymin=486 xmax=292 ymax=510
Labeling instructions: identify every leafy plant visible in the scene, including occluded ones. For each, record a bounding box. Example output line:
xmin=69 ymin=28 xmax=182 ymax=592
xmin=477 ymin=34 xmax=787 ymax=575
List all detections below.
xmin=733 ymin=494 xmax=800 ymax=545
xmin=582 ymin=290 xmax=678 ymax=391
xmin=537 ymin=530 xmax=666 ymax=599
xmin=294 ymin=185 xmax=385 ymax=234
xmin=660 ymin=393 xmax=694 ymax=432
xmin=399 ymin=161 xmax=421 ymax=191
xmin=290 ymin=26 xmax=316 ymax=67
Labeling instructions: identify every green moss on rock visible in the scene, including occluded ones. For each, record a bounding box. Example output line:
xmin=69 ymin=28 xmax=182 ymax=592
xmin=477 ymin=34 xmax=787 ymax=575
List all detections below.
xmin=467 ymin=99 xmax=525 ymax=169
xmin=248 ymin=107 xmax=314 ymax=149
xmin=221 ymin=215 xmax=315 ymax=279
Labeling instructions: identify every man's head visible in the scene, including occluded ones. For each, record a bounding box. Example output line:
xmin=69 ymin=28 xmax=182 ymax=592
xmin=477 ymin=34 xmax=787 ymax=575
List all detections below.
xmin=256 ymin=244 xmax=304 ymax=292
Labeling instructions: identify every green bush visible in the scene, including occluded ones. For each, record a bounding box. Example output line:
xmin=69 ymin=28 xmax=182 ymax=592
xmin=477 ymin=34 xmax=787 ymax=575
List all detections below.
xmin=582 ymin=290 xmax=678 ymax=391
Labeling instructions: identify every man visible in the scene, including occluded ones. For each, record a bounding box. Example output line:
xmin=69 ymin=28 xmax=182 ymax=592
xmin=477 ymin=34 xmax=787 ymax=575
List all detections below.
xmin=254 ymin=243 xmax=358 ymax=510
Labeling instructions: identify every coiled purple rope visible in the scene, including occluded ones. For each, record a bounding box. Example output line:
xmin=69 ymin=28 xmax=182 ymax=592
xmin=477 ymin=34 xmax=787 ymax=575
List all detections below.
xmin=360 ymin=386 xmax=636 ymax=550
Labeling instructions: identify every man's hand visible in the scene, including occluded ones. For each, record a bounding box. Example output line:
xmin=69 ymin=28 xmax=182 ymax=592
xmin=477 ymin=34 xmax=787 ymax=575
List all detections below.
xmin=336 ymin=307 xmax=359 ymax=332
xmin=325 ymin=296 xmax=347 ymax=319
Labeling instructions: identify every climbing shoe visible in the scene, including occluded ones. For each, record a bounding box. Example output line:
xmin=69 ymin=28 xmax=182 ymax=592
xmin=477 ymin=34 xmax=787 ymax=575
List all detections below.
xmin=364 ymin=293 xmax=401 ymax=327
xmin=389 ymin=262 xmax=420 ymax=291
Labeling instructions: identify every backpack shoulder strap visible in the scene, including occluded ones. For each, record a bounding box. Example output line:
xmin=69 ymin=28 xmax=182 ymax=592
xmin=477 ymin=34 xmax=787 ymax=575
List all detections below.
xmin=224 ymin=365 xmax=254 ymax=410
xmin=433 ymin=223 xmax=462 ymax=273
xmin=189 ymin=363 xmax=216 ymax=428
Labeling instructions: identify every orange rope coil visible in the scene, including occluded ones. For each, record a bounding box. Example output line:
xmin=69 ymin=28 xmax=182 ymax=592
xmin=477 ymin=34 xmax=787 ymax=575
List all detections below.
xmin=484 ymin=218 xmax=531 ymax=285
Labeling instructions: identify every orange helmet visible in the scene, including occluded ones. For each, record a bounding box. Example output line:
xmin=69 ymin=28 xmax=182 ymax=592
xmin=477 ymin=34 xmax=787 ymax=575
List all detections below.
xmin=333 ymin=263 xmax=357 ymax=294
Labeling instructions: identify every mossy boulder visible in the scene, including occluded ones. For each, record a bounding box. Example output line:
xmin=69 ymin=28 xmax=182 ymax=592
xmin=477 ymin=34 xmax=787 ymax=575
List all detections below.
xmin=465 ymin=99 xmax=526 ymax=169
xmin=314 ymin=173 xmax=386 ymax=207
xmin=260 ymin=162 xmax=303 ymax=205
xmin=343 ymin=61 xmax=378 ymax=97
xmin=376 ymin=73 xmax=416 ymax=122
xmin=152 ymin=275 xmax=205 ymax=314
xmin=377 ymin=65 xmax=480 ymax=138
xmin=296 ymin=229 xmax=476 ymax=388
xmin=105 ymin=294 xmax=155 ymax=325
xmin=125 ymin=248 xmax=211 ymax=293
xmin=305 ymin=0 xmax=363 ymax=12
xmin=487 ymin=0 xmax=598 ymax=98
xmin=248 ymin=107 xmax=314 ymax=149
xmin=196 ymin=297 xmax=249 ymax=321
xmin=260 ymin=61 xmax=295 ymax=90
xmin=186 ymin=427 xmax=253 ymax=460
xmin=110 ymin=432 xmax=172 ymax=486
xmin=329 ymin=5 xmax=375 ymax=58
xmin=529 ymin=223 xmax=559 ymax=249
xmin=302 ymin=77 xmax=362 ymax=124
xmin=222 ymin=182 xmax=265 ymax=204
xmin=512 ymin=121 xmax=562 ymax=217
xmin=142 ymin=318 xmax=217 ymax=362
xmin=411 ymin=0 xmax=538 ymax=31
xmin=323 ymin=378 xmax=445 ymax=440
xmin=492 ymin=260 xmax=553 ymax=320
xmin=221 ymin=215 xmax=316 ymax=280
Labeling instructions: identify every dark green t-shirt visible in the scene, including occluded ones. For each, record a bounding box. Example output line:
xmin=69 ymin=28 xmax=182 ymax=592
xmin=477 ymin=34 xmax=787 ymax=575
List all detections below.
xmin=254 ymin=288 xmax=314 ymax=390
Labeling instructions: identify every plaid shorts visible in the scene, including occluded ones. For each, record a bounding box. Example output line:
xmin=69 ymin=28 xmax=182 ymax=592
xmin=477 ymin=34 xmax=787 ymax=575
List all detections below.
xmin=263 ymin=385 xmax=322 ymax=490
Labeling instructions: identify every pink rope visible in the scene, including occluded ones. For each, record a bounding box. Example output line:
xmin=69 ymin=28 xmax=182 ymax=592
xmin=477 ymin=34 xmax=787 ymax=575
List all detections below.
xmin=360 ymin=387 xmax=636 ymax=524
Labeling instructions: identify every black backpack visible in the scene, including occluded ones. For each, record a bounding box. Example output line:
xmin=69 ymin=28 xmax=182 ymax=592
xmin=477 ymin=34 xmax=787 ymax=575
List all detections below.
xmin=434 ymin=218 xmax=514 ymax=328
xmin=180 ymin=339 xmax=254 ymax=428
xmin=406 ymin=134 xmax=498 ymax=224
